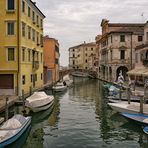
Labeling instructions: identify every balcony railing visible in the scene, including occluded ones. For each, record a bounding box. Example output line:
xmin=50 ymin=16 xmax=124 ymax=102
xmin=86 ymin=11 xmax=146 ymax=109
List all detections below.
xmin=143 ymin=59 xmax=148 ymax=67
xmin=32 ymin=61 xmax=39 ymax=70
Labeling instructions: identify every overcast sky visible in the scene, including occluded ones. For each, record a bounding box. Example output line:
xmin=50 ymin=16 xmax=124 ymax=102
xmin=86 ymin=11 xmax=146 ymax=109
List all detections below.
xmin=35 ymin=0 xmax=148 ymax=66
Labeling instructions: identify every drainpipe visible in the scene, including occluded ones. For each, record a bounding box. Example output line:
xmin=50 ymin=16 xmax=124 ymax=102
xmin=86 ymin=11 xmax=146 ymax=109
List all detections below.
xmin=17 ymin=0 xmax=20 ymax=96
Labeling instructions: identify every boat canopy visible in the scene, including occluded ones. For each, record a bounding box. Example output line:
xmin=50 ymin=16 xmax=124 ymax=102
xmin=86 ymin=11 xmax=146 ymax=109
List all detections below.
xmin=127 ymin=68 xmax=148 ymax=76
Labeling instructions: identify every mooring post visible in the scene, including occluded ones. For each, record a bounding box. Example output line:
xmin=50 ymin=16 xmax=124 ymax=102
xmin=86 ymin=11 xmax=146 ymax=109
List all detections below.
xmin=119 ymin=84 xmax=122 ymax=101
xmin=29 ymin=86 xmax=32 ymax=96
xmin=22 ymin=90 xmax=25 ymax=111
xmin=127 ymin=87 xmax=131 ymax=104
xmin=140 ymin=96 xmax=143 ymax=114
xmin=5 ymin=97 xmax=9 ymax=121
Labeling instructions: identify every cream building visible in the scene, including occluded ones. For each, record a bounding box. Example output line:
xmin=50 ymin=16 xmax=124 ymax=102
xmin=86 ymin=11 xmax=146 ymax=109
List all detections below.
xmin=96 ymin=19 xmax=144 ymax=82
xmin=0 ymin=0 xmax=45 ymax=96
xmin=69 ymin=42 xmax=96 ymax=70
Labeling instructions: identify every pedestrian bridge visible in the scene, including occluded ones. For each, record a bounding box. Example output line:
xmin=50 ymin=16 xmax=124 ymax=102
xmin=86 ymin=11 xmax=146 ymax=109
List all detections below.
xmin=59 ymin=69 xmax=98 ymax=79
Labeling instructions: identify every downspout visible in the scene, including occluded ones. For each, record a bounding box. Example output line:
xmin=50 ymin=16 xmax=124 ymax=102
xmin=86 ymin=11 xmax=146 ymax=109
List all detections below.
xmin=17 ymin=0 xmax=20 ymax=96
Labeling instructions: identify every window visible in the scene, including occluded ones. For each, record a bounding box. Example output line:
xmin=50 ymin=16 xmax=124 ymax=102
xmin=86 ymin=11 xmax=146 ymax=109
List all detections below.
xmin=22 ymin=48 xmax=25 ymax=61
xmin=55 ymin=59 xmax=59 ymax=64
xmin=120 ymin=35 xmax=125 ymax=42
xmin=37 ymin=32 xmax=39 ymax=44
xmin=110 ymin=50 xmax=113 ymax=61
xmin=22 ymin=75 xmax=25 ymax=85
xmin=32 ymin=11 xmax=35 ymax=22
xmin=40 ymin=34 xmax=43 ymax=46
xmin=91 ymin=48 xmax=93 ymax=51
xmin=31 ymin=74 xmax=33 ymax=82
xmin=36 ymin=15 xmax=39 ymax=25
xmin=135 ymin=53 xmax=138 ymax=63
xmin=22 ymin=1 xmax=25 ymax=13
xmin=41 ymin=73 xmax=42 ymax=80
xmin=28 ymin=26 xmax=31 ymax=39
xmin=85 ymin=53 xmax=87 ymax=56
xmin=85 ymin=59 xmax=88 ymax=63
xmin=7 ymin=22 xmax=15 ymax=35
xmin=147 ymin=32 xmax=148 ymax=41
xmin=120 ymin=50 xmax=125 ymax=59
xmin=32 ymin=29 xmax=35 ymax=41
xmin=85 ymin=48 xmax=87 ymax=51
xmin=37 ymin=52 xmax=39 ymax=61
xmin=73 ymin=54 xmax=75 ymax=57
xmin=138 ymin=36 xmax=143 ymax=42
xmin=7 ymin=0 xmax=14 ymax=10
xmin=40 ymin=53 xmax=42 ymax=63
xmin=111 ymin=35 xmax=112 ymax=43
xmin=28 ymin=7 xmax=30 ymax=17
xmin=28 ymin=49 xmax=31 ymax=62
xmin=22 ymin=22 xmax=26 ymax=37
xmin=7 ymin=48 xmax=15 ymax=61
xmin=40 ymin=19 xmax=43 ymax=28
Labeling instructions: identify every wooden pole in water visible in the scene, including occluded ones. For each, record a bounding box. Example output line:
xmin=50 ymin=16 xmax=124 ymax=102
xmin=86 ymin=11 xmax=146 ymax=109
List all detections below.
xmin=119 ymin=84 xmax=122 ymax=101
xmin=127 ymin=87 xmax=131 ymax=104
xmin=140 ymin=96 xmax=143 ymax=114
xmin=5 ymin=97 xmax=9 ymax=121
xmin=22 ymin=90 xmax=25 ymax=111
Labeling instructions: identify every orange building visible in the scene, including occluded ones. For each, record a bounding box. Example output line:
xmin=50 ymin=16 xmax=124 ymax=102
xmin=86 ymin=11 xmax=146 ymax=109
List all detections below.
xmin=43 ymin=36 xmax=60 ymax=85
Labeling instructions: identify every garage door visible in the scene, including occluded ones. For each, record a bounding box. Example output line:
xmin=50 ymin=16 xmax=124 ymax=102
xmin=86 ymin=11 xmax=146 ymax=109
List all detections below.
xmin=0 ymin=74 xmax=14 ymax=89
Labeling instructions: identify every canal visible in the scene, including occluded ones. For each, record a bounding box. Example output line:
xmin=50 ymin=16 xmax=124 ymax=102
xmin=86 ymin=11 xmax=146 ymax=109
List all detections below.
xmin=6 ymin=78 xmax=148 ymax=148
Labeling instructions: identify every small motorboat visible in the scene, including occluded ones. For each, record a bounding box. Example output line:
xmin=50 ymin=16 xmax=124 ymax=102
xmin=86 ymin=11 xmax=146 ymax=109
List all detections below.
xmin=25 ymin=92 xmax=54 ymax=112
xmin=121 ymin=112 xmax=148 ymax=126
xmin=63 ymin=75 xmax=73 ymax=86
xmin=52 ymin=82 xmax=67 ymax=92
xmin=143 ymin=126 xmax=148 ymax=134
xmin=0 ymin=114 xmax=31 ymax=147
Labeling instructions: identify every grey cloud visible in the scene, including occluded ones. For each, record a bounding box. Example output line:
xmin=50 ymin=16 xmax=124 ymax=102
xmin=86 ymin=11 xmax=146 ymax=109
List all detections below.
xmin=35 ymin=0 xmax=148 ymax=66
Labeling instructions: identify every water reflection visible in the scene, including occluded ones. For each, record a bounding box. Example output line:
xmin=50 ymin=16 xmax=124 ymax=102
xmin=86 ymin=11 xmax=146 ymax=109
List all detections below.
xmin=3 ymin=78 xmax=148 ymax=147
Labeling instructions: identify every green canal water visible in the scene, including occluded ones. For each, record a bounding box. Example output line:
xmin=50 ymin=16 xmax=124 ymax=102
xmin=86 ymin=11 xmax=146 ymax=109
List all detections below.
xmin=6 ymin=78 xmax=148 ymax=148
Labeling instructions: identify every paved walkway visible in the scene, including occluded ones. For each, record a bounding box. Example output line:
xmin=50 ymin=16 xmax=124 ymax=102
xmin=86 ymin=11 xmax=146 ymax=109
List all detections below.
xmin=0 ymin=95 xmax=18 ymax=113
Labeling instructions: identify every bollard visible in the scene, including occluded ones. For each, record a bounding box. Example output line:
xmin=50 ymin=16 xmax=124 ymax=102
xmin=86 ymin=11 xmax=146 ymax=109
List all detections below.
xmin=119 ymin=84 xmax=122 ymax=101
xmin=5 ymin=97 xmax=9 ymax=121
xmin=140 ymin=96 xmax=143 ymax=114
xmin=22 ymin=90 xmax=25 ymax=111
xmin=29 ymin=86 xmax=32 ymax=96
xmin=127 ymin=87 xmax=131 ymax=104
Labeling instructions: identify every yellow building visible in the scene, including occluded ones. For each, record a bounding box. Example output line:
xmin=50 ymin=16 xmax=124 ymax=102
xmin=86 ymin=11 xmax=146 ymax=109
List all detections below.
xmin=69 ymin=42 xmax=96 ymax=70
xmin=0 ymin=0 xmax=45 ymax=96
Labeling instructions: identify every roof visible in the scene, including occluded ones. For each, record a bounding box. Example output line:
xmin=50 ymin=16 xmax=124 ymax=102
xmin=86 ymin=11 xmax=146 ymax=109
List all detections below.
xmin=128 ymin=68 xmax=148 ymax=76
xmin=30 ymin=0 xmax=45 ymax=18
xmin=69 ymin=42 xmax=96 ymax=50
xmin=135 ymin=43 xmax=148 ymax=50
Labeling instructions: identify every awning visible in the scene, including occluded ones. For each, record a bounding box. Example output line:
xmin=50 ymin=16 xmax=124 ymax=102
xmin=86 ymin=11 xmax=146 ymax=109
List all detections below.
xmin=127 ymin=68 xmax=148 ymax=76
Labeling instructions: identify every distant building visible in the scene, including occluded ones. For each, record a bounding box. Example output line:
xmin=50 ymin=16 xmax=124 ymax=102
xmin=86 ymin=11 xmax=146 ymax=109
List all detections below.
xmin=0 ymin=0 xmax=45 ymax=95
xmin=69 ymin=42 xmax=96 ymax=70
xmin=96 ymin=19 xmax=144 ymax=82
xmin=128 ymin=21 xmax=148 ymax=85
xmin=43 ymin=36 xmax=60 ymax=84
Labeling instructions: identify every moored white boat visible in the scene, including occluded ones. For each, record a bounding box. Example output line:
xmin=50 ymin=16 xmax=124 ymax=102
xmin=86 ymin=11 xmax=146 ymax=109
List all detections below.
xmin=63 ymin=75 xmax=73 ymax=86
xmin=25 ymin=92 xmax=54 ymax=112
xmin=0 ymin=114 xmax=31 ymax=147
xmin=52 ymin=82 xmax=67 ymax=92
xmin=108 ymin=102 xmax=148 ymax=115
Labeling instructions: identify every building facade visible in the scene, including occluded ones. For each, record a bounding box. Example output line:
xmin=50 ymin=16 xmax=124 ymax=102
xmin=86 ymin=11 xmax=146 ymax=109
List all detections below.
xmin=0 ymin=0 xmax=45 ymax=96
xmin=43 ymin=36 xmax=60 ymax=85
xmin=96 ymin=19 xmax=144 ymax=82
xmin=128 ymin=21 xmax=148 ymax=85
xmin=69 ymin=42 xmax=96 ymax=70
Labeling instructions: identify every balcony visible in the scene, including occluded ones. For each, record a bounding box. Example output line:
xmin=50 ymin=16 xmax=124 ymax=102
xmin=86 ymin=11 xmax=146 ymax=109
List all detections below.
xmin=143 ymin=59 xmax=148 ymax=67
xmin=32 ymin=61 xmax=39 ymax=70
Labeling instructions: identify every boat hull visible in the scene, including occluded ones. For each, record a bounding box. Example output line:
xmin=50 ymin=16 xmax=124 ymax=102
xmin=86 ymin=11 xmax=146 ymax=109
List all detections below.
xmin=52 ymin=86 xmax=67 ymax=92
xmin=30 ymin=100 xmax=54 ymax=112
xmin=0 ymin=116 xmax=31 ymax=147
xmin=108 ymin=101 xmax=148 ymax=115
